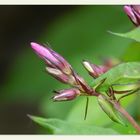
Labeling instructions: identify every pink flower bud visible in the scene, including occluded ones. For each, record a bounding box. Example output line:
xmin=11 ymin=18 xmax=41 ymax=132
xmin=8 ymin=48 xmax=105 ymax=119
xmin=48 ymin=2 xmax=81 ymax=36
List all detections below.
xmin=53 ymin=88 xmax=81 ymax=101
xmin=45 ymin=67 xmax=76 ymax=85
xmin=124 ymin=5 xmax=140 ymax=26
xmin=31 ymin=42 xmax=72 ymax=75
xmin=45 ymin=67 xmax=69 ymax=84
xmin=83 ymin=61 xmax=108 ymax=78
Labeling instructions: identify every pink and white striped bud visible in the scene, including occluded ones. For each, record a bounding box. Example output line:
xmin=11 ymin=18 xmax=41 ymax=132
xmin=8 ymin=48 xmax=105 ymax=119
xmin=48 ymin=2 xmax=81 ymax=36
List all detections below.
xmin=124 ymin=5 xmax=140 ymax=26
xmin=45 ymin=67 xmax=76 ymax=85
xmin=45 ymin=67 xmax=69 ymax=84
xmin=83 ymin=61 xmax=108 ymax=78
xmin=53 ymin=88 xmax=81 ymax=101
xmin=31 ymin=42 xmax=72 ymax=75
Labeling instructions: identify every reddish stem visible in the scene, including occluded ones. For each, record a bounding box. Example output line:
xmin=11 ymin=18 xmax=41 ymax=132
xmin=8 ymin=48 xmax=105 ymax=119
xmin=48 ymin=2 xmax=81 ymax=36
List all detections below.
xmin=113 ymin=101 xmax=140 ymax=134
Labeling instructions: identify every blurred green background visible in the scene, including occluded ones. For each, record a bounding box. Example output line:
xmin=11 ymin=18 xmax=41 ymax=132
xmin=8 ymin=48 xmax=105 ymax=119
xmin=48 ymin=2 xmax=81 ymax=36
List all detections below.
xmin=0 ymin=5 xmax=140 ymax=134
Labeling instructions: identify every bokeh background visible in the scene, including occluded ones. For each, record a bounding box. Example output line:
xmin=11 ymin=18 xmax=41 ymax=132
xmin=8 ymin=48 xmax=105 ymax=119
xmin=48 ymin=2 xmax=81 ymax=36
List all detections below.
xmin=0 ymin=5 xmax=140 ymax=134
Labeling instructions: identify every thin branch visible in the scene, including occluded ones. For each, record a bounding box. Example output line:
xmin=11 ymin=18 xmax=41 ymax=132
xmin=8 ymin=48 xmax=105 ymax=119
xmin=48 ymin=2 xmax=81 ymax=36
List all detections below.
xmin=112 ymin=101 xmax=140 ymax=134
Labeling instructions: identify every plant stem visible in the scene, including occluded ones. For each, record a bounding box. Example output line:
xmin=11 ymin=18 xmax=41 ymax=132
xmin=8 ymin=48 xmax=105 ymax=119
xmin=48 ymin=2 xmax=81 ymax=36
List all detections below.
xmin=113 ymin=101 xmax=140 ymax=134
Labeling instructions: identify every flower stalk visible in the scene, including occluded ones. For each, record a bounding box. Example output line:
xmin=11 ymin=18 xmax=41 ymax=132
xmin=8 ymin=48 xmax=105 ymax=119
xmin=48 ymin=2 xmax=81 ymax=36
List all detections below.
xmin=30 ymin=42 xmax=99 ymax=101
xmin=112 ymin=100 xmax=140 ymax=134
xmin=30 ymin=42 xmax=140 ymax=134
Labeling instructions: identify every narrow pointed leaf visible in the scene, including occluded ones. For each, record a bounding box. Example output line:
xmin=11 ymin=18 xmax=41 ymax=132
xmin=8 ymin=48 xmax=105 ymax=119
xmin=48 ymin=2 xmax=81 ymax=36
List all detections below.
xmin=109 ymin=27 xmax=140 ymax=42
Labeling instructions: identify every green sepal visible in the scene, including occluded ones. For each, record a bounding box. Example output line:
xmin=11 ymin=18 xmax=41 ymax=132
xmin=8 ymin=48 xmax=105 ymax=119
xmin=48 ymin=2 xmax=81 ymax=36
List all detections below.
xmin=97 ymin=94 xmax=126 ymax=126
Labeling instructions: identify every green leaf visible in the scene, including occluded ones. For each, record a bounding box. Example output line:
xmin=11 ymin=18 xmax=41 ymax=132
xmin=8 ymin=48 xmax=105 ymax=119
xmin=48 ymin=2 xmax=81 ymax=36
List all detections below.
xmin=97 ymin=94 xmax=126 ymax=126
xmin=109 ymin=27 xmax=140 ymax=42
xmin=91 ymin=62 xmax=140 ymax=92
xmin=122 ymin=42 xmax=140 ymax=62
xmin=29 ymin=115 xmax=119 ymax=134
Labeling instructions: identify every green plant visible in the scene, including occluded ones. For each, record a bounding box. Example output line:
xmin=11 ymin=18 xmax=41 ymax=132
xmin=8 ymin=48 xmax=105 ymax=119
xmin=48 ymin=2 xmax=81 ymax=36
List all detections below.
xmin=29 ymin=5 xmax=140 ymax=135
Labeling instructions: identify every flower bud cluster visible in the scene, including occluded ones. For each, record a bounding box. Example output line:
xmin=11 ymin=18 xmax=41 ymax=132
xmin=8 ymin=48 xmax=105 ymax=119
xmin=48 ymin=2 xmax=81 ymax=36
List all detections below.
xmin=31 ymin=42 xmax=96 ymax=101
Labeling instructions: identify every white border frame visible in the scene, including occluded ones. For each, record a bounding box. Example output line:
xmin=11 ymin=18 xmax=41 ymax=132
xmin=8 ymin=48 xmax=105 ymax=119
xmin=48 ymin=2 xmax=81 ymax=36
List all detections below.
xmin=0 ymin=0 xmax=140 ymax=5
xmin=0 ymin=1 xmax=140 ymax=140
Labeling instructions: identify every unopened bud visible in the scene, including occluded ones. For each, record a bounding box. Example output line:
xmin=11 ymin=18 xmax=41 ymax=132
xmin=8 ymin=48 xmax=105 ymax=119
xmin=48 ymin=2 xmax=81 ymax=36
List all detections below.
xmin=83 ymin=61 xmax=107 ymax=78
xmin=53 ymin=88 xmax=81 ymax=101
xmin=45 ymin=67 xmax=69 ymax=84
xmin=83 ymin=61 xmax=95 ymax=74
xmin=31 ymin=42 xmax=72 ymax=75
xmin=124 ymin=5 xmax=140 ymax=26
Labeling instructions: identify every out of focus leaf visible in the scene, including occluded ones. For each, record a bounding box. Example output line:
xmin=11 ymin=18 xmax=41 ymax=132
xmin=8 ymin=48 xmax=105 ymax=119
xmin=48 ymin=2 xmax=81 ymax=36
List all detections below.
xmin=110 ymin=122 xmax=137 ymax=134
xmin=122 ymin=42 xmax=140 ymax=62
xmin=29 ymin=115 xmax=118 ymax=134
xmin=109 ymin=27 xmax=140 ymax=42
